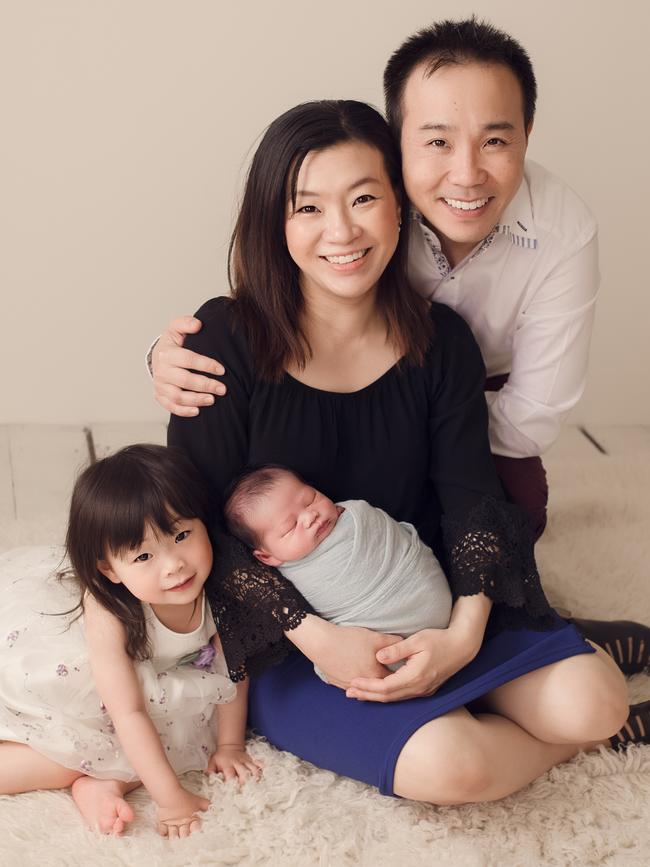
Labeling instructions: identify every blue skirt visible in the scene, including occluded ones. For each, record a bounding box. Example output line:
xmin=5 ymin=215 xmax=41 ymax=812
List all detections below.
xmin=248 ymin=617 xmax=594 ymax=795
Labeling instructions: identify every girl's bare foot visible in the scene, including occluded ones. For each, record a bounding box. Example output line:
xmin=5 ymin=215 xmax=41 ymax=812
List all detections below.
xmin=71 ymin=776 xmax=136 ymax=835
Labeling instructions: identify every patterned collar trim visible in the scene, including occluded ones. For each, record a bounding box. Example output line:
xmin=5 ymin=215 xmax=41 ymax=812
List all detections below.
xmin=493 ymin=177 xmax=538 ymax=249
xmin=412 ymin=212 xmax=450 ymax=274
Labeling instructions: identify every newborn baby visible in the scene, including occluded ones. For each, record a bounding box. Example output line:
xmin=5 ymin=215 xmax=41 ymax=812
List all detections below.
xmin=224 ymin=466 xmax=452 ymax=682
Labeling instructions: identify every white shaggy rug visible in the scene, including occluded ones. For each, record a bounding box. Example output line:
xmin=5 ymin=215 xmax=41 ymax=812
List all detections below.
xmin=1 ymin=439 xmax=649 ymax=866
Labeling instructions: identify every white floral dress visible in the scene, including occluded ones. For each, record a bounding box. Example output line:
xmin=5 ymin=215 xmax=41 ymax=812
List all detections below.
xmin=0 ymin=546 xmax=236 ymax=781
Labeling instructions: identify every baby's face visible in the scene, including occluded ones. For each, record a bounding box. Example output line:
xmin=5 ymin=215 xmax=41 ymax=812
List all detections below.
xmin=251 ymin=475 xmax=342 ymax=566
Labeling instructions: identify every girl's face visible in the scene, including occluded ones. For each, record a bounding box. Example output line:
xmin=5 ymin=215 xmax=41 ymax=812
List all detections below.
xmin=285 ymin=140 xmax=401 ymax=308
xmin=97 ymin=517 xmax=213 ymax=610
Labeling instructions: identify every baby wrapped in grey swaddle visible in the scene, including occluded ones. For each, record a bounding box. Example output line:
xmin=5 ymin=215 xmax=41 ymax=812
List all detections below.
xmin=279 ymin=500 xmax=453 ymax=682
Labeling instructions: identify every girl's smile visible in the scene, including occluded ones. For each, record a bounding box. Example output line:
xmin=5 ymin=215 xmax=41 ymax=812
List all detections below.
xmin=166 ymin=574 xmax=196 ymax=592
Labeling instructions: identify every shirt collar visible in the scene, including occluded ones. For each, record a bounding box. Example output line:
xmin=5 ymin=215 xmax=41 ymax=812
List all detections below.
xmin=411 ymin=173 xmax=538 ymax=254
xmin=493 ymin=174 xmax=538 ymax=249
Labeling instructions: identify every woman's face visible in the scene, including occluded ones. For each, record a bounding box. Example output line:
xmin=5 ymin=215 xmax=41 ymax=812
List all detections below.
xmin=285 ymin=140 xmax=401 ymax=307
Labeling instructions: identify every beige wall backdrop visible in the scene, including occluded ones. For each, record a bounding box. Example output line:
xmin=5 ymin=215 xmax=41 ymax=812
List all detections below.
xmin=1 ymin=0 xmax=648 ymax=425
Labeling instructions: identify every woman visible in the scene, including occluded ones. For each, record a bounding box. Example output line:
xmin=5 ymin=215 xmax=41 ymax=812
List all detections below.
xmin=161 ymin=100 xmax=636 ymax=804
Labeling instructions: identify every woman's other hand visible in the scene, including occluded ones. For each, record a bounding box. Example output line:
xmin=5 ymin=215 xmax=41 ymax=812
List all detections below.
xmin=286 ymin=615 xmax=402 ymax=688
xmin=152 ymin=316 xmax=226 ymax=417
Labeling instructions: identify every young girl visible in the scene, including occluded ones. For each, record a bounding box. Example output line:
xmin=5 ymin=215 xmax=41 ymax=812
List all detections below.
xmin=0 ymin=444 xmax=260 ymax=838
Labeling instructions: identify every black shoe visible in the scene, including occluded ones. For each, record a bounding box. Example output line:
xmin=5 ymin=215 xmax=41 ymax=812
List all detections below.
xmin=571 ymin=618 xmax=650 ymax=675
xmin=610 ymin=700 xmax=650 ymax=750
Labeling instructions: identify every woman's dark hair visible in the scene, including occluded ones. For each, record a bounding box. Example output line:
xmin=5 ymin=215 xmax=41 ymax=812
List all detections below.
xmin=384 ymin=16 xmax=537 ymax=136
xmin=228 ymin=99 xmax=433 ymax=380
xmin=64 ymin=444 xmax=211 ymax=660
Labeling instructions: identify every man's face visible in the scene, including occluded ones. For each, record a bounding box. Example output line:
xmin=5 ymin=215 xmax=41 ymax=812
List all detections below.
xmin=400 ymin=61 xmax=531 ymax=267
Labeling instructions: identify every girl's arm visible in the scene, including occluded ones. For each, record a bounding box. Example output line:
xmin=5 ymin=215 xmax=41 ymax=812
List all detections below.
xmin=207 ymin=674 xmax=262 ymax=783
xmin=84 ymin=595 xmax=209 ymax=835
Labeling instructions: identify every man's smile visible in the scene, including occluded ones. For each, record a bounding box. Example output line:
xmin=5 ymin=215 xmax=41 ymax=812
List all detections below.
xmin=442 ymin=197 xmax=491 ymax=211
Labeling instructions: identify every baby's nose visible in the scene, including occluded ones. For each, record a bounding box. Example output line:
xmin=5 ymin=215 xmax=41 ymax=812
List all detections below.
xmin=301 ymin=509 xmax=318 ymax=528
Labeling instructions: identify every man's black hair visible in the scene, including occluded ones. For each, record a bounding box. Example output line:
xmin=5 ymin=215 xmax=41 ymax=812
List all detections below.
xmin=384 ymin=16 xmax=537 ymax=135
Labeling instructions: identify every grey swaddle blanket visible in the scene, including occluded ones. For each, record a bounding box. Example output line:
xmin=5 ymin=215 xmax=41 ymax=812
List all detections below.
xmin=279 ymin=500 xmax=453 ymax=681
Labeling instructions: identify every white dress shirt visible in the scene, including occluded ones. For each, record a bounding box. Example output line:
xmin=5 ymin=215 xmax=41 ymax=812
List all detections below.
xmin=408 ymin=159 xmax=599 ymax=459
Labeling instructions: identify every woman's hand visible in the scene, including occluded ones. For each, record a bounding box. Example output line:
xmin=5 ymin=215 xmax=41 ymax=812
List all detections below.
xmin=207 ymin=745 xmax=263 ymax=784
xmin=286 ymin=615 xmax=402 ymax=689
xmin=152 ymin=316 xmax=226 ymax=417
xmin=156 ymin=787 xmax=210 ymax=839
xmin=344 ymin=626 xmax=476 ymax=702
xmin=346 ymin=595 xmax=492 ymax=702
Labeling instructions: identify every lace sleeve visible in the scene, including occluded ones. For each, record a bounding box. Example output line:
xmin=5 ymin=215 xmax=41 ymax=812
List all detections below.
xmin=441 ymin=496 xmax=556 ymax=631
xmin=206 ymin=530 xmax=312 ymax=681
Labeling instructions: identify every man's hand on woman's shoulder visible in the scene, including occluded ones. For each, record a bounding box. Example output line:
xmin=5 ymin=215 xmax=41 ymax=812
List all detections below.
xmin=151 ymin=315 xmax=227 ymax=417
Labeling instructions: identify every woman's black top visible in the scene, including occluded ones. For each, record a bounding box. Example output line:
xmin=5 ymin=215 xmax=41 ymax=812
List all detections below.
xmin=168 ymin=297 xmax=555 ymax=681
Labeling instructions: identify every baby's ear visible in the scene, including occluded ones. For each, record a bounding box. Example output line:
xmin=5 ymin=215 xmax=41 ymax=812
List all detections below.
xmin=96 ymin=559 xmax=121 ymax=584
xmin=253 ymin=548 xmax=282 ymax=568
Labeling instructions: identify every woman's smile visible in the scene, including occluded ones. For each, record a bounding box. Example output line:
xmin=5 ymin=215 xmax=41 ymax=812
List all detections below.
xmin=321 ymin=248 xmax=371 ymax=268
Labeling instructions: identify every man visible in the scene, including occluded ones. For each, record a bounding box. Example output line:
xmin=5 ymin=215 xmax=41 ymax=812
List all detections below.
xmin=386 ymin=19 xmax=598 ymax=543
xmin=149 ymin=18 xmax=648 ymax=674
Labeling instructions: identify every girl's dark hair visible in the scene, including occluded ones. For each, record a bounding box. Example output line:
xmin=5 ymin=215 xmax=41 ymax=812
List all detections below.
xmin=228 ymin=99 xmax=433 ymax=380
xmin=65 ymin=444 xmax=211 ymax=660
xmin=384 ymin=17 xmax=537 ymax=136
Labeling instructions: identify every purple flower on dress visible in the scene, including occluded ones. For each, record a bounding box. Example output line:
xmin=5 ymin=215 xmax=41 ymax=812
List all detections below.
xmin=56 ymin=664 xmax=68 ymax=677
xmin=80 ymin=759 xmax=93 ymax=773
xmin=6 ymin=630 xmax=19 ymax=647
xmin=192 ymin=643 xmax=216 ymax=669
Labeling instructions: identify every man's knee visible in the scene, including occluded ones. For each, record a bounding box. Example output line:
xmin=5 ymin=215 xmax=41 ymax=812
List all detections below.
xmin=492 ymin=453 xmax=548 ymax=541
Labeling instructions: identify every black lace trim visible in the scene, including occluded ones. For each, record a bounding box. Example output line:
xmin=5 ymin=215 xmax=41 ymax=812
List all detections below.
xmin=442 ymin=495 xmax=557 ymax=632
xmin=207 ymin=531 xmax=311 ymax=681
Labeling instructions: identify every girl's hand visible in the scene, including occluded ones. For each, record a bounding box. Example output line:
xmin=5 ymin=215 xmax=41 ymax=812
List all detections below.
xmin=207 ymin=744 xmax=262 ymax=784
xmin=156 ymin=788 xmax=210 ymax=839
xmin=346 ymin=625 xmax=479 ymax=703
